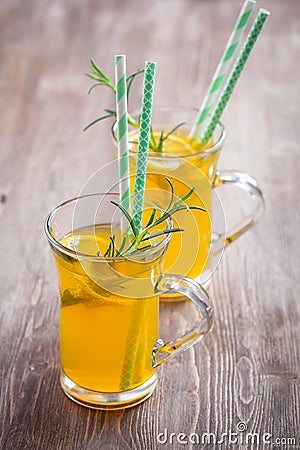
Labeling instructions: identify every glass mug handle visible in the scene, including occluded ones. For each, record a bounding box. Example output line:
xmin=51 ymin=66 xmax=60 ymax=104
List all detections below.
xmin=213 ymin=170 xmax=265 ymax=245
xmin=153 ymin=274 xmax=213 ymax=366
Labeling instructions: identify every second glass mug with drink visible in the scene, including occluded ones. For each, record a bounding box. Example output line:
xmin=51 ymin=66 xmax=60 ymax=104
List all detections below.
xmin=112 ymin=106 xmax=265 ymax=288
xmin=45 ymin=193 xmax=213 ymax=410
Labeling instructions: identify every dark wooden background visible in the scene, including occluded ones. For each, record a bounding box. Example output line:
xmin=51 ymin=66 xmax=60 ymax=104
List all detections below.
xmin=1 ymin=0 xmax=299 ymax=449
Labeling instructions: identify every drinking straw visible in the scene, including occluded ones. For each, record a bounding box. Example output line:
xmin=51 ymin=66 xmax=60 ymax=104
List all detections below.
xmin=119 ymin=61 xmax=156 ymax=391
xmin=190 ymin=0 xmax=256 ymax=139
xmin=200 ymin=8 xmax=270 ymax=144
xmin=132 ymin=61 xmax=156 ymax=232
xmin=114 ymin=55 xmax=131 ymax=232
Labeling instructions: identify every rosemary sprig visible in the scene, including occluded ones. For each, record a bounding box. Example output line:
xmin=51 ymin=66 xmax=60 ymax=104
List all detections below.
xmin=102 ymin=178 xmax=205 ymax=257
xmin=84 ymin=59 xmax=139 ymax=132
xmin=155 ymin=122 xmax=187 ymax=152
xmin=84 ymin=59 xmax=186 ymax=151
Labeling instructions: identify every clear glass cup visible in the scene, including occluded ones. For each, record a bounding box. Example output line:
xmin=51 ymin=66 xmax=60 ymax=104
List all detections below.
xmin=112 ymin=106 xmax=265 ymax=287
xmin=44 ymin=193 xmax=213 ymax=410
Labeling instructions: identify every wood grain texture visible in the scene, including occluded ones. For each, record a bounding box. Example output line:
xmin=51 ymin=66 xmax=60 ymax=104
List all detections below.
xmin=0 ymin=0 xmax=299 ymax=449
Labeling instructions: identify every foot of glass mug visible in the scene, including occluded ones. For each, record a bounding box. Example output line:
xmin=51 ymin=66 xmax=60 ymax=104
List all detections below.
xmin=60 ymin=370 xmax=157 ymax=410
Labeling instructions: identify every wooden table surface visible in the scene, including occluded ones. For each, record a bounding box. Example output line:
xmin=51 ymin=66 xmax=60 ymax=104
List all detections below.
xmin=1 ymin=0 xmax=299 ymax=449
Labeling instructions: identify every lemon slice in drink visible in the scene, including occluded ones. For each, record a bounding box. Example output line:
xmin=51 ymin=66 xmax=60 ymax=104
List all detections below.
xmin=129 ymin=130 xmax=212 ymax=170
xmin=144 ymin=132 xmax=195 ymax=170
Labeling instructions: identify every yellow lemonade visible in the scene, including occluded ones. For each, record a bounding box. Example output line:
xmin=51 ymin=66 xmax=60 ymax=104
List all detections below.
xmin=54 ymin=225 xmax=160 ymax=393
xmin=129 ymin=131 xmax=220 ymax=280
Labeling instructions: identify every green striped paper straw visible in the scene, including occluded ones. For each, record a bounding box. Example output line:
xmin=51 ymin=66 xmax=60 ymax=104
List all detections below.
xmin=114 ymin=55 xmax=131 ymax=232
xmin=201 ymin=8 xmax=270 ymax=144
xmin=132 ymin=61 xmax=156 ymax=232
xmin=190 ymin=0 xmax=256 ymax=139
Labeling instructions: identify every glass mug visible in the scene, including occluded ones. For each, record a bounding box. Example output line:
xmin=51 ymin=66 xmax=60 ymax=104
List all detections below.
xmin=112 ymin=106 xmax=265 ymax=287
xmin=45 ymin=193 xmax=213 ymax=410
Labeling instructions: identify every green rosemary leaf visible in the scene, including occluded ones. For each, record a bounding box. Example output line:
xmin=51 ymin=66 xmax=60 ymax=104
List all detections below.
xmin=140 ymin=228 xmax=184 ymax=242
xmin=90 ymin=59 xmax=110 ymax=80
xmin=121 ymin=241 xmax=135 ymax=256
xmin=136 ymin=244 xmax=152 ymax=252
xmin=104 ymin=240 xmax=112 ymax=257
xmin=115 ymin=235 xmax=127 ymax=256
xmin=145 ymin=208 xmax=157 ymax=228
xmin=84 ymin=114 xmax=114 ymax=132
xmin=157 ymin=131 xmax=164 ymax=152
xmin=110 ymin=201 xmax=138 ymax=238
xmin=165 ymin=177 xmax=175 ymax=211
xmin=188 ymin=205 xmax=206 ymax=212
xmin=110 ymin=235 xmax=115 ymax=256
xmin=88 ymin=83 xmax=106 ymax=95
xmin=149 ymin=210 xmax=173 ymax=227
xmin=104 ymin=109 xmax=117 ymax=116
xmin=181 ymin=187 xmax=195 ymax=202
xmin=163 ymin=122 xmax=186 ymax=141
xmin=87 ymin=60 xmax=116 ymax=92
xmin=126 ymin=68 xmax=144 ymax=83
xmin=85 ymin=73 xmax=102 ymax=82
xmin=90 ymin=60 xmax=112 ymax=83
xmin=104 ymin=235 xmax=116 ymax=257
xmin=165 ymin=204 xmax=205 ymax=216
xmin=126 ymin=68 xmax=144 ymax=98
xmin=149 ymin=126 xmax=157 ymax=150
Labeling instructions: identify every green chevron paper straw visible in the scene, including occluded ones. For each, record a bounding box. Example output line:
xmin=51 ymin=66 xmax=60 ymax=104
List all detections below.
xmin=115 ymin=55 xmax=131 ymax=232
xmin=132 ymin=61 xmax=156 ymax=232
xmin=119 ymin=61 xmax=156 ymax=391
xmin=190 ymin=0 xmax=256 ymax=139
xmin=201 ymin=8 xmax=270 ymax=144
